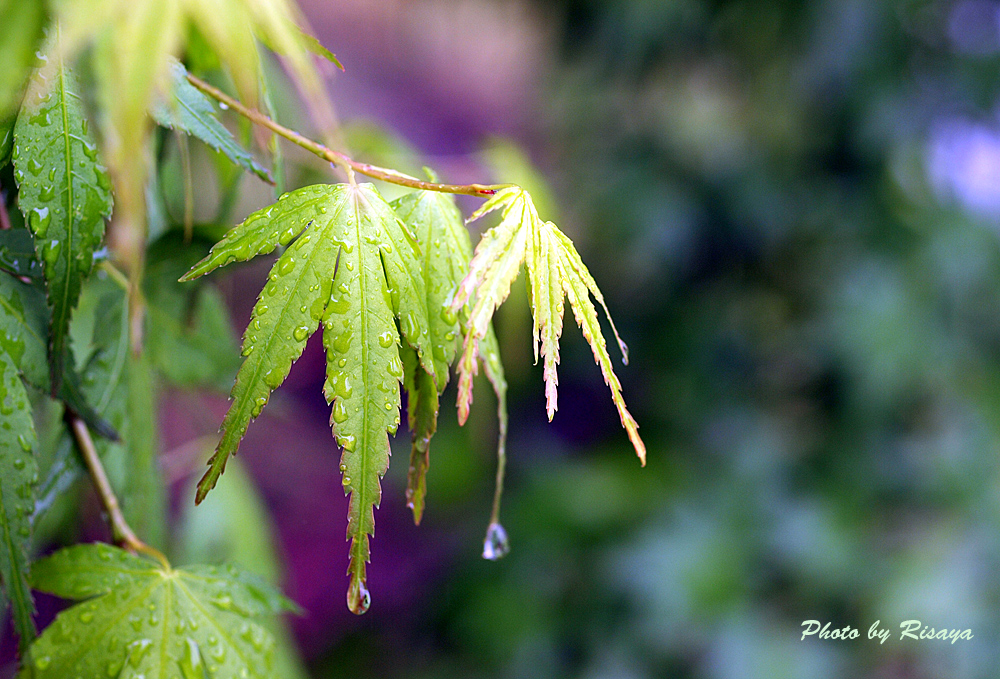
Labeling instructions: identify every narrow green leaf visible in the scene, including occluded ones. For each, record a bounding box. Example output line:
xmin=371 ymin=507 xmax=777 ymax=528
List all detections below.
xmin=297 ymin=29 xmax=344 ymax=70
xmin=0 ymin=344 xmax=39 ymax=650
xmin=451 ymin=187 xmax=530 ymax=423
xmin=391 ymin=187 xmax=510 ymax=524
xmin=24 ymin=544 xmax=296 ymax=679
xmin=13 ymin=53 xmax=113 ymax=395
xmin=528 ymin=218 xmax=565 ymax=419
xmin=185 ymin=183 xmax=434 ymax=613
xmin=180 ymin=185 xmax=329 ymax=281
xmin=0 ymin=0 xmax=46 ymax=117
xmin=391 ymin=189 xmax=468 ymax=384
xmin=0 ymin=274 xmax=119 ymax=441
xmin=152 ymin=61 xmax=274 ymax=184
xmin=194 ymin=194 xmax=341 ymax=504
xmin=400 ymin=344 xmax=437 ymax=525
xmin=552 ymin=224 xmax=645 ymax=464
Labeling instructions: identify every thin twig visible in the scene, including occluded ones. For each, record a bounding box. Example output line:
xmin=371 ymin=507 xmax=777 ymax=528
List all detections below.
xmin=185 ymin=73 xmax=512 ymax=198
xmin=70 ymin=415 xmax=170 ymax=569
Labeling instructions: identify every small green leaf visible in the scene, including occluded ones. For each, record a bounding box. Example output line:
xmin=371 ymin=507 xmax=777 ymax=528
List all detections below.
xmin=152 ymin=61 xmax=274 ymax=184
xmin=22 ymin=544 xmax=296 ymax=679
xmin=297 ymin=29 xmax=344 ymax=70
xmin=184 ymin=183 xmax=435 ymax=613
xmin=13 ymin=52 xmax=113 ymax=395
xmin=452 ymin=187 xmax=645 ymax=464
xmin=400 ymin=343 xmax=437 ymax=525
xmin=0 ymin=344 xmax=39 ymax=651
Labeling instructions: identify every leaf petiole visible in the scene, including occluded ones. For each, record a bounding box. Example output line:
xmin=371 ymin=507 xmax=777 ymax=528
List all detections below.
xmin=183 ymin=72 xmax=513 ymax=198
xmin=69 ymin=415 xmax=170 ymax=569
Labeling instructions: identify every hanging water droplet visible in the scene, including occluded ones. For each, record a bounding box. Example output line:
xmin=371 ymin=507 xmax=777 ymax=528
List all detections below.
xmin=347 ymin=577 xmax=371 ymax=615
xmin=332 ymin=399 xmax=349 ymax=423
xmin=482 ymin=522 xmax=510 ymax=561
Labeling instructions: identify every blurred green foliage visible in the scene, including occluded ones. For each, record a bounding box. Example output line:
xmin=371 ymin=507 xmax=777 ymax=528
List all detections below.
xmin=309 ymin=0 xmax=1000 ymax=677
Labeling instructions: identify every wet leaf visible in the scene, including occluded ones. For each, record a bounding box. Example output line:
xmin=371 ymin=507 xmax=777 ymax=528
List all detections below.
xmin=21 ymin=544 xmax=297 ymax=679
xmin=13 ymin=51 xmax=113 ymax=395
xmin=182 ymin=183 xmax=434 ymax=613
xmin=391 ymin=187 xmax=507 ymax=524
xmin=0 ymin=344 xmax=39 ymax=651
xmin=452 ymin=187 xmax=645 ymax=464
xmin=152 ymin=61 xmax=273 ymax=184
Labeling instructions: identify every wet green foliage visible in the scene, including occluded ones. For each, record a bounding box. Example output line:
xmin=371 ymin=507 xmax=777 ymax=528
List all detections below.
xmin=13 ymin=51 xmax=113 ymax=394
xmin=21 ymin=544 xmax=297 ymax=679
xmin=0 ymin=0 xmax=645 ymax=674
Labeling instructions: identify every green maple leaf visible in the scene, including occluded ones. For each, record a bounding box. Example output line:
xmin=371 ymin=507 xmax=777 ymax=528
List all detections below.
xmin=391 ymin=187 xmax=508 ymax=525
xmin=151 ymin=60 xmax=273 ymax=184
xmin=12 ymin=51 xmax=113 ymax=395
xmin=451 ymin=187 xmax=645 ymax=464
xmin=181 ymin=182 xmax=434 ymax=613
xmin=0 ymin=343 xmax=39 ymax=651
xmin=20 ymin=544 xmax=298 ymax=679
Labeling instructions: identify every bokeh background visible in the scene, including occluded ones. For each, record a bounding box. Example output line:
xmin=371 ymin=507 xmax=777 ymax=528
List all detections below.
xmin=14 ymin=0 xmax=1000 ymax=677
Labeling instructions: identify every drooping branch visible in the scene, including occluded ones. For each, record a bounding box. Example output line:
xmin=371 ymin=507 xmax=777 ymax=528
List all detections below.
xmin=184 ymin=73 xmax=512 ymax=198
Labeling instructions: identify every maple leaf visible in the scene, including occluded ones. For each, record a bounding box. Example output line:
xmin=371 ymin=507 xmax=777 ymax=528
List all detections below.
xmin=20 ymin=544 xmax=298 ymax=679
xmin=181 ymin=182 xmax=434 ymax=613
xmin=391 ymin=187 xmax=508 ymax=525
xmin=451 ymin=187 xmax=645 ymax=464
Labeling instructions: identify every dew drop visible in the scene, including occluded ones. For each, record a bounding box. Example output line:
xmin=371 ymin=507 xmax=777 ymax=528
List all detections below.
xmin=178 ymin=638 xmax=206 ymax=679
xmin=332 ymin=399 xmax=349 ymax=423
xmin=482 ymin=522 xmax=510 ymax=561
xmin=293 ymin=326 xmax=310 ymax=342
xmin=377 ymin=331 xmax=394 ymax=348
xmin=347 ymin=577 xmax=371 ymax=615
xmin=28 ymin=206 xmax=51 ymax=237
